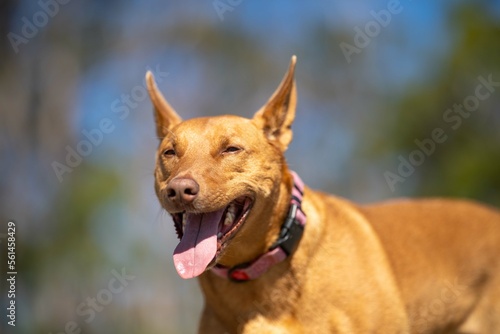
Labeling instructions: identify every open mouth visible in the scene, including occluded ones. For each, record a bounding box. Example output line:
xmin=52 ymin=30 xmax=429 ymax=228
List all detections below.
xmin=170 ymin=196 xmax=253 ymax=279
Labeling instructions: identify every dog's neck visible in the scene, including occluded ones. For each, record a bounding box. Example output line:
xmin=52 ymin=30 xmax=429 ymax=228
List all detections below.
xmin=211 ymin=171 xmax=306 ymax=282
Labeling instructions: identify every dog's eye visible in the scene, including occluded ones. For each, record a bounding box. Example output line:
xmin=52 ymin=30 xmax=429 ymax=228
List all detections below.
xmin=223 ymin=146 xmax=242 ymax=154
xmin=163 ymin=149 xmax=176 ymax=157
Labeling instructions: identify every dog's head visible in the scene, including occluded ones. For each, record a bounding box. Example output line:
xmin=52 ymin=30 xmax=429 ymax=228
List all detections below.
xmin=147 ymin=56 xmax=297 ymax=279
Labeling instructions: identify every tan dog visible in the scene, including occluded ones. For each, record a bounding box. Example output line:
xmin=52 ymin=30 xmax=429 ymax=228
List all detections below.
xmin=146 ymin=56 xmax=500 ymax=333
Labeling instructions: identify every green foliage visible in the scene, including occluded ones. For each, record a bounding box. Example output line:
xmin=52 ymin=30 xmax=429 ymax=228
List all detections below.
xmin=372 ymin=3 xmax=500 ymax=205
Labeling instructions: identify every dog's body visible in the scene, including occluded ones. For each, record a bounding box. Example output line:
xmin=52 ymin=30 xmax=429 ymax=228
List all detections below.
xmin=146 ymin=57 xmax=500 ymax=333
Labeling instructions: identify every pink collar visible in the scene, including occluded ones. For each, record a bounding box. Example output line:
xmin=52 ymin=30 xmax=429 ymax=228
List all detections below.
xmin=211 ymin=171 xmax=306 ymax=282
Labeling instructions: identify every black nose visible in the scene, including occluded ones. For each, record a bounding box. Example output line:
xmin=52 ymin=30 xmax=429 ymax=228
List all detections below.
xmin=166 ymin=178 xmax=200 ymax=204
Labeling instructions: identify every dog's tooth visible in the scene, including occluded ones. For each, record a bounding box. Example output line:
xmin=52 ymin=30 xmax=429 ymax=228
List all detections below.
xmin=217 ymin=232 xmax=223 ymax=239
xmin=182 ymin=213 xmax=187 ymax=232
xmin=224 ymin=213 xmax=234 ymax=226
xmin=223 ymin=203 xmax=237 ymax=226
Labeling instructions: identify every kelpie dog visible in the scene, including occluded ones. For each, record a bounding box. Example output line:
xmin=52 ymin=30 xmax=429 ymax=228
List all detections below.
xmin=146 ymin=56 xmax=500 ymax=333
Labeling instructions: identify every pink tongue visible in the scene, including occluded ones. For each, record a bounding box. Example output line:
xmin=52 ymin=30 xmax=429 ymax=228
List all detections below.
xmin=173 ymin=210 xmax=224 ymax=279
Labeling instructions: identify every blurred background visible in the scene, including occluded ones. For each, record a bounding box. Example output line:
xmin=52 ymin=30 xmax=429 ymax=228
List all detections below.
xmin=1 ymin=0 xmax=499 ymax=333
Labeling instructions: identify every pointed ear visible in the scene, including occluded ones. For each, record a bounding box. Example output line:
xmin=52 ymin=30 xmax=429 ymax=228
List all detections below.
xmin=146 ymin=71 xmax=182 ymax=139
xmin=253 ymin=56 xmax=297 ymax=151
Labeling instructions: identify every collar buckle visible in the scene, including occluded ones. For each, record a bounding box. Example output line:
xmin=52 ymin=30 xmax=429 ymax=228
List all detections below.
xmin=270 ymin=203 xmax=304 ymax=256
